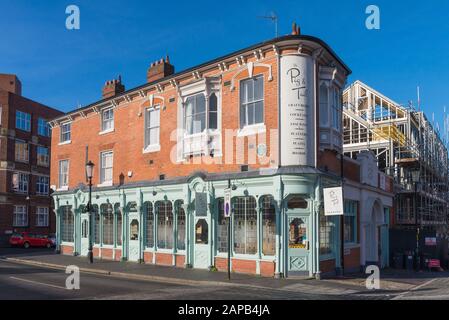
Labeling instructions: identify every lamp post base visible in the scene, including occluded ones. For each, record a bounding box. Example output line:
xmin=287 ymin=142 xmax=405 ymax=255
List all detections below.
xmin=87 ymin=251 xmax=93 ymax=264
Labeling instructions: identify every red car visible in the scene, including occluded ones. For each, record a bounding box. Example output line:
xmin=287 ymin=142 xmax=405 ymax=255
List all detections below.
xmin=9 ymin=232 xmax=53 ymax=249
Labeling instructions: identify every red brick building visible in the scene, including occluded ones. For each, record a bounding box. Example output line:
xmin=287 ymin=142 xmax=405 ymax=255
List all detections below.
xmin=0 ymin=74 xmax=63 ymax=245
xmin=49 ymin=26 xmax=393 ymax=277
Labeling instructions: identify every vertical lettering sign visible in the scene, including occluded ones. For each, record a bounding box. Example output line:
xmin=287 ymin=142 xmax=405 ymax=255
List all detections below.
xmin=280 ymin=55 xmax=315 ymax=166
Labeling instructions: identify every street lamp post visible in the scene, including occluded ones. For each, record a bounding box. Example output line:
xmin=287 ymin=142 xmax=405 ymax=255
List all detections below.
xmin=86 ymin=161 xmax=95 ymax=264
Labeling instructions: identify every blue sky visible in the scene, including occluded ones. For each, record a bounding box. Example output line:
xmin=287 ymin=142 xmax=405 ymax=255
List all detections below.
xmin=1 ymin=0 xmax=449 ymax=135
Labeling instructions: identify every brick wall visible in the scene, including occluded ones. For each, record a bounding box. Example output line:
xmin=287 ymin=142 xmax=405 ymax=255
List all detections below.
xmin=61 ymin=244 xmax=74 ymax=255
xmin=0 ymin=88 xmax=63 ymax=239
xmin=50 ymin=53 xmax=280 ymax=188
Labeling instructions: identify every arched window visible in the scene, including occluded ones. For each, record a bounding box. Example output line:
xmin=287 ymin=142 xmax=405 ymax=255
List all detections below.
xmin=101 ymin=204 xmax=114 ymax=245
xmin=130 ymin=219 xmax=139 ymax=240
xmin=209 ymin=93 xmax=218 ymax=130
xmin=195 ymin=219 xmax=208 ymax=244
xmin=260 ymin=195 xmax=276 ymax=255
xmin=146 ymin=202 xmax=154 ymax=248
xmin=319 ymin=83 xmax=329 ymax=126
xmin=92 ymin=205 xmax=100 ymax=244
xmin=156 ymin=201 xmax=173 ymax=249
xmin=216 ymin=198 xmax=228 ymax=253
xmin=287 ymin=195 xmax=308 ymax=209
xmin=61 ymin=206 xmax=74 ymax=242
xmin=115 ymin=204 xmax=122 ymax=246
xmin=176 ymin=201 xmax=185 ymax=250
xmin=233 ymin=196 xmax=257 ymax=255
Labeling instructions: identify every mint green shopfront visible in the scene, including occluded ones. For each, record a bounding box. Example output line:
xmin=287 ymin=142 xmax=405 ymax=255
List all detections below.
xmin=53 ymin=169 xmax=344 ymax=278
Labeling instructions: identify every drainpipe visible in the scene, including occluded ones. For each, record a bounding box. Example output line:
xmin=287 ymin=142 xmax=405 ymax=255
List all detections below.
xmin=314 ymin=175 xmax=322 ymax=280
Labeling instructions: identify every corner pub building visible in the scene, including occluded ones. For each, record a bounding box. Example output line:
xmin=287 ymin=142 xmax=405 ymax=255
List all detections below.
xmin=49 ymin=25 xmax=393 ymax=278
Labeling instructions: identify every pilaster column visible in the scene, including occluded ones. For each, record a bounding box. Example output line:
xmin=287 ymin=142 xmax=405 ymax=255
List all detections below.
xmin=274 ymin=199 xmax=283 ymax=278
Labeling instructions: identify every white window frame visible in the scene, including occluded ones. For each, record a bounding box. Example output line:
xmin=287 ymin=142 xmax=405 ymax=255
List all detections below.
xmin=99 ymin=151 xmax=113 ymax=186
xmin=36 ymin=207 xmax=49 ymax=227
xmin=58 ymin=159 xmax=69 ymax=190
xmin=238 ymin=75 xmax=265 ymax=135
xmin=16 ymin=111 xmax=31 ymax=132
xmin=59 ymin=122 xmax=71 ymax=144
xmin=36 ymin=175 xmax=50 ymax=195
xmin=15 ymin=139 xmax=29 ymax=163
xmin=12 ymin=172 xmax=29 ymax=193
xmin=100 ymin=108 xmax=114 ymax=134
xmin=319 ymin=82 xmax=330 ymax=127
xmin=143 ymin=106 xmax=160 ymax=153
xmin=37 ymin=146 xmax=49 ymax=167
xmin=38 ymin=118 xmax=50 ymax=137
xmin=13 ymin=205 xmax=28 ymax=227
xmin=184 ymin=93 xmax=207 ymax=136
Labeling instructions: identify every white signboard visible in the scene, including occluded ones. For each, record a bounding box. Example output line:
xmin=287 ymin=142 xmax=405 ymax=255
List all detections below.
xmin=280 ymin=54 xmax=315 ymax=166
xmin=323 ymin=187 xmax=344 ymax=216
xmin=224 ymin=188 xmax=231 ymax=218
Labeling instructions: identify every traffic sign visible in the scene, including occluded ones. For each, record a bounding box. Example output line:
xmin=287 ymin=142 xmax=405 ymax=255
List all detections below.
xmin=224 ymin=188 xmax=232 ymax=218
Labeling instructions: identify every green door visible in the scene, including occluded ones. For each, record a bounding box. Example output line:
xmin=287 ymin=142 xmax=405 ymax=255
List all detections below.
xmin=287 ymin=215 xmax=310 ymax=275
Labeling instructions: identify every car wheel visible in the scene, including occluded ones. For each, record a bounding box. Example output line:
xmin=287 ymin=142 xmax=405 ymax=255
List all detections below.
xmin=23 ymin=242 xmax=30 ymax=249
xmin=46 ymin=243 xmax=51 ymax=248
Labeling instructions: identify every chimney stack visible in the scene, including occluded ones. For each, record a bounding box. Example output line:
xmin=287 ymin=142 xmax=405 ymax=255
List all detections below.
xmin=291 ymin=21 xmax=301 ymax=35
xmin=102 ymin=75 xmax=125 ymax=99
xmin=147 ymin=55 xmax=174 ymax=83
xmin=0 ymin=74 xmax=22 ymax=96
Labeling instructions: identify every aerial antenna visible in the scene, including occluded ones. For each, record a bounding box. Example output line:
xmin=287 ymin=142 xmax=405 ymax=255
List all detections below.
xmin=417 ymin=86 xmax=421 ymax=112
xmin=258 ymin=11 xmax=278 ymax=37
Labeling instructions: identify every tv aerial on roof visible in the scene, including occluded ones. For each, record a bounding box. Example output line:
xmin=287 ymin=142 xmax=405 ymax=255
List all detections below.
xmin=258 ymin=11 xmax=278 ymax=38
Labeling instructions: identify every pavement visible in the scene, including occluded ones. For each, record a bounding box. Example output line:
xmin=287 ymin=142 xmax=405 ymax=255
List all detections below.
xmin=1 ymin=247 xmax=448 ymax=300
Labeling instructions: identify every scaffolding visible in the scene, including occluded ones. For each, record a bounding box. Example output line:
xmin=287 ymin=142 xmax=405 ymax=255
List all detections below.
xmin=342 ymin=80 xmax=449 ymax=237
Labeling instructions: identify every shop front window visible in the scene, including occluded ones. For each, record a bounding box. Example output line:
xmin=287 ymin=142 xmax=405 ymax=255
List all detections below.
xmin=216 ymin=198 xmax=228 ymax=253
xmin=176 ymin=201 xmax=186 ymax=250
xmin=233 ymin=196 xmax=257 ymax=255
xmin=319 ymin=209 xmax=335 ymax=255
xmin=260 ymin=195 xmax=276 ymax=255
xmin=156 ymin=201 xmax=173 ymax=249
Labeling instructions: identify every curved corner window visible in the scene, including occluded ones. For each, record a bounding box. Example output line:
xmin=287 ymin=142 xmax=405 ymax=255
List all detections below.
xmin=287 ymin=196 xmax=308 ymax=209
xmin=195 ymin=219 xmax=208 ymax=244
xmin=319 ymin=83 xmax=329 ymax=126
